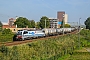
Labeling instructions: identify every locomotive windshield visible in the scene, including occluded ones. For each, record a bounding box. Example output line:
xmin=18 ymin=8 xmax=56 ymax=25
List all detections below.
xmin=23 ymin=31 xmax=28 ymax=34
xmin=17 ymin=31 xmax=22 ymax=35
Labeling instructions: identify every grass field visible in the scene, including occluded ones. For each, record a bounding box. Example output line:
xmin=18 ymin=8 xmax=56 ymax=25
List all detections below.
xmin=58 ymin=47 xmax=90 ymax=60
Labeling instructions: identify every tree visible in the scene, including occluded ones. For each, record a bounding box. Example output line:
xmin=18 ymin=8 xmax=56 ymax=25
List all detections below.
xmin=29 ymin=20 xmax=35 ymax=28
xmin=14 ymin=17 xmax=31 ymax=28
xmin=64 ymin=24 xmax=71 ymax=28
xmin=0 ymin=21 xmax=2 ymax=31
xmin=2 ymin=28 xmax=12 ymax=34
xmin=39 ymin=16 xmax=50 ymax=29
xmin=84 ymin=17 xmax=90 ymax=29
xmin=60 ymin=20 xmax=71 ymax=28
xmin=35 ymin=22 xmax=40 ymax=29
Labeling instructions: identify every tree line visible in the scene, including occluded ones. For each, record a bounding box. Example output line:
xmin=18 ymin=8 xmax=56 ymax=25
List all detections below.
xmin=14 ymin=16 xmax=50 ymax=29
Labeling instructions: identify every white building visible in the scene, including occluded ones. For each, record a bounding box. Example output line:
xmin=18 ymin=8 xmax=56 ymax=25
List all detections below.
xmin=64 ymin=14 xmax=68 ymax=24
xmin=49 ymin=18 xmax=58 ymax=28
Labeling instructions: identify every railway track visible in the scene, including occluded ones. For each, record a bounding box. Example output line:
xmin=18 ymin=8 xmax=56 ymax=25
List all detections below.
xmin=1 ymin=30 xmax=78 ymax=46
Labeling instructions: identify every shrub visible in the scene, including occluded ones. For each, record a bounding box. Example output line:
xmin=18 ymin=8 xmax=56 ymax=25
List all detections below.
xmin=0 ymin=45 xmax=9 ymax=55
xmin=2 ymin=28 xmax=12 ymax=34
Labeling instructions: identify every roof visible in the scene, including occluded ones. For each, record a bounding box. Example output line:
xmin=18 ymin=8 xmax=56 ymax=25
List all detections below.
xmin=2 ymin=22 xmax=8 ymax=25
xmin=2 ymin=25 xmax=16 ymax=29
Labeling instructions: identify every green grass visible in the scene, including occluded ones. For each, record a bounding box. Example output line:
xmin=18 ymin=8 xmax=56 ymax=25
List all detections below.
xmin=0 ymin=34 xmax=78 ymax=60
xmin=57 ymin=47 xmax=90 ymax=60
xmin=58 ymin=54 xmax=70 ymax=60
xmin=66 ymin=52 xmax=90 ymax=60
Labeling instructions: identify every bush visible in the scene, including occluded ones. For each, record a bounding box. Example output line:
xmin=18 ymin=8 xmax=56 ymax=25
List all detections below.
xmin=2 ymin=28 xmax=12 ymax=34
xmin=80 ymin=29 xmax=90 ymax=47
xmin=0 ymin=45 xmax=9 ymax=55
xmin=0 ymin=29 xmax=14 ymax=42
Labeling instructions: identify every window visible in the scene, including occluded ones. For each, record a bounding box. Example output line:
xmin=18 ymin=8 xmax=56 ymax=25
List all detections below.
xmin=14 ymin=29 xmax=15 ymax=31
xmin=17 ymin=32 xmax=22 ymax=35
xmin=23 ymin=31 xmax=28 ymax=34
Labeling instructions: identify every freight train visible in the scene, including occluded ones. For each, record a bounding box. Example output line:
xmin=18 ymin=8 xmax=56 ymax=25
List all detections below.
xmin=13 ymin=27 xmax=77 ymax=41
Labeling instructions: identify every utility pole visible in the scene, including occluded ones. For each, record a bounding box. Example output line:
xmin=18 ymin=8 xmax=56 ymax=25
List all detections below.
xmin=63 ymin=14 xmax=65 ymax=35
xmin=78 ymin=18 xmax=81 ymax=49
xmin=45 ymin=19 xmax=46 ymax=28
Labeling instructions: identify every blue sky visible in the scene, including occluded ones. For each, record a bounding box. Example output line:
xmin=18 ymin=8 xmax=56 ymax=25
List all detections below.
xmin=0 ymin=0 xmax=90 ymax=25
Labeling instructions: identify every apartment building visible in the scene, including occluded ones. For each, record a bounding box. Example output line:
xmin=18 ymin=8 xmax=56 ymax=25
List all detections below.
xmin=57 ymin=11 xmax=68 ymax=28
xmin=49 ymin=18 xmax=58 ymax=28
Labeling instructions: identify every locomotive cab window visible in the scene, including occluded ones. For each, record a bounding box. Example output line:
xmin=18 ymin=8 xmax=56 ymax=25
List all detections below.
xmin=42 ymin=30 xmax=45 ymax=33
xmin=23 ymin=31 xmax=28 ymax=34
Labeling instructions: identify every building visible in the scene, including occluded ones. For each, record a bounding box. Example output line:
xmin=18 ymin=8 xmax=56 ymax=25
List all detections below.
xmin=57 ymin=11 xmax=65 ymax=28
xmin=64 ymin=14 xmax=68 ymax=24
xmin=2 ymin=23 xmax=16 ymax=33
xmin=2 ymin=18 xmax=17 ymax=32
xmin=49 ymin=18 xmax=58 ymax=28
xmin=57 ymin=11 xmax=65 ymax=22
xmin=48 ymin=11 xmax=68 ymax=28
xmin=57 ymin=11 xmax=68 ymax=28
xmin=8 ymin=18 xmax=16 ymax=27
